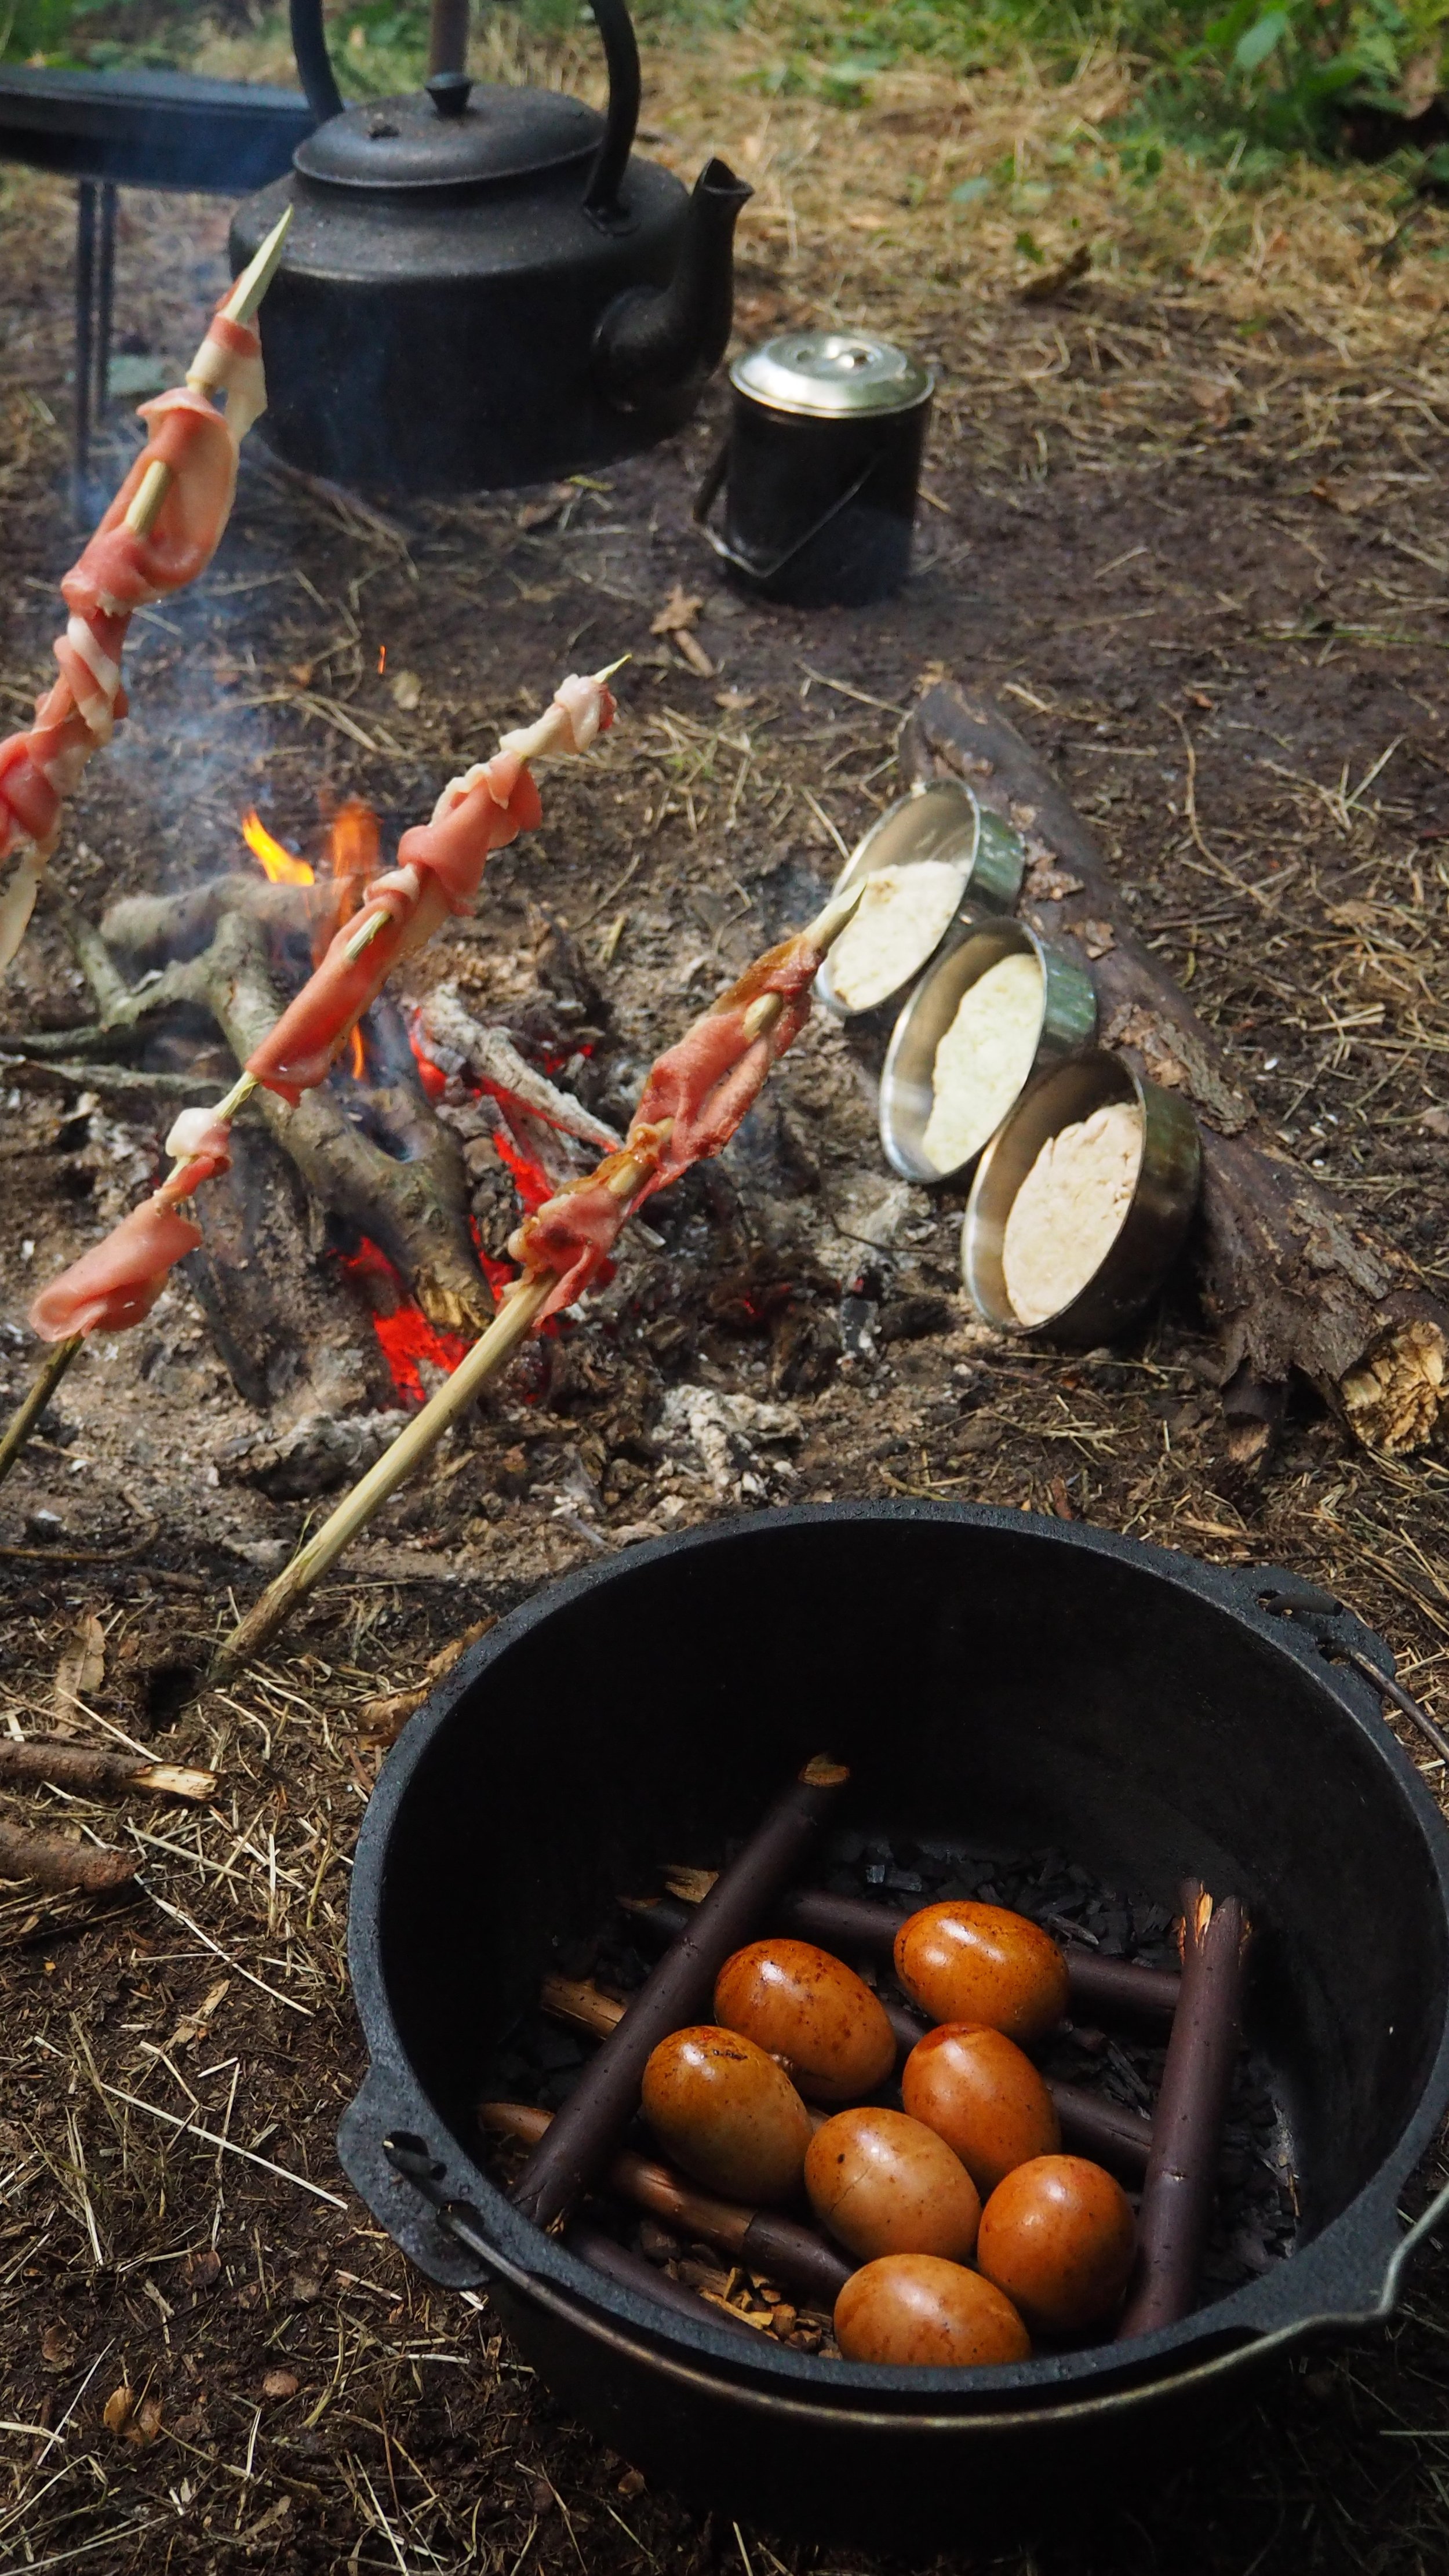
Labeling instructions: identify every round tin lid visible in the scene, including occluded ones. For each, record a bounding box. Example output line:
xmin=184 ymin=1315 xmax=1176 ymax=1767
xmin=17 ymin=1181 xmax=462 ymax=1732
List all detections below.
xmin=730 ymin=330 xmax=933 ymax=419
xmin=294 ymin=78 xmax=601 ymax=193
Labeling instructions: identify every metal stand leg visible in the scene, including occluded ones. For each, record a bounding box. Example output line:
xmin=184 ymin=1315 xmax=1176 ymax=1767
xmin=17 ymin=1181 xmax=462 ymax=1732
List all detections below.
xmin=94 ymin=180 xmax=116 ymax=435
xmin=74 ymin=178 xmax=97 ymax=509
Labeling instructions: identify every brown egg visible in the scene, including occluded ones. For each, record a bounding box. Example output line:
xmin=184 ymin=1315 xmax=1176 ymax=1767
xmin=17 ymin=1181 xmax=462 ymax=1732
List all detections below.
xmin=894 ymin=1902 xmax=1070 ymax=2042
xmin=641 ymin=2027 xmax=813 ymax=2204
xmin=835 ymin=2254 xmax=1032 ymax=2368
xmin=976 ymin=2154 xmax=1137 ymax=2334
xmin=804 ymin=2106 xmax=981 ymax=2261
xmin=902 ymin=2023 xmax=1061 ymax=2195
xmin=715 ymin=1938 xmax=897 ymax=2104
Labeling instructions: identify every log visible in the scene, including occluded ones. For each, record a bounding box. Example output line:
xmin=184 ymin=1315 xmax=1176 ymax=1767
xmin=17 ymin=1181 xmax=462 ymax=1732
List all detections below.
xmin=1117 ymin=1883 xmax=1251 ymax=2337
xmin=510 ymin=1756 xmax=850 ymax=2231
xmin=0 ymin=1738 xmax=215 ymax=1801
xmin=0 ymin=1817 xmax=140 ymax=1892
xmin=900 ymin=684 xmax=1448 ymax=1459
xmin=96 ymin=889 xmax=493 ymax=1334
xmin=482 ymin=2098 xmax=851 ymax=2309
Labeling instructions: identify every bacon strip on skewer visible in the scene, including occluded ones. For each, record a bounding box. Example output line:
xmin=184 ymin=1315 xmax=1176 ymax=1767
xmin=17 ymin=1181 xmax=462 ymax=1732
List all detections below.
xmin=504 ymin=906 xmax=843 ymax=1317
xmin=0 ymin=214 xmax=289 ymax=973
xmin=243 ymin=672 xmax=616 ymax=1105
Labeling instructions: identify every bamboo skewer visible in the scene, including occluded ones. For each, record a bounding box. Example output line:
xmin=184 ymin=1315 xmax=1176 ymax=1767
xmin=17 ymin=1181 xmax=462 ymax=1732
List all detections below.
xmin=210 ymin=882 xmax=866 ymax=1685
xmin=0 ymin=1334 xmax=82 ymax=1489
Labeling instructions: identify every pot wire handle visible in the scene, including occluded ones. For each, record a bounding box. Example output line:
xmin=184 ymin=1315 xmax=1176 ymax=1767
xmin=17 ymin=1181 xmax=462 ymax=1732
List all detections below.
xmin=1257 ymin=1580 xmax=1449 ymax=1769
xmin=383 ymin=2130 xmax=500 ymax=2271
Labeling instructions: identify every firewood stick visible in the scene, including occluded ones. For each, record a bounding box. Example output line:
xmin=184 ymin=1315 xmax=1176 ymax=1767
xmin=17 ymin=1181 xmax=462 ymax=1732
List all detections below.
xmin=511 ymin=1757 xmax=850 ymax=2232
xmin=482 ymin=2098 xmax=851 ymax=2309
xmin=551 ymin=1969 xmax=1153 ymax=2183
xmin=0 ymin=1817 xmax=140 ymax=1893
xmin=622 ymin=1886 xmax=1182 ymax=2026
xmin=1117 ymin=1883 xmax=1251 ymax=2338
xmin=562 ymin=2218 xmax=758 ymax=2337
xmin=0 ymin=1738 xmax=216 ymax=1801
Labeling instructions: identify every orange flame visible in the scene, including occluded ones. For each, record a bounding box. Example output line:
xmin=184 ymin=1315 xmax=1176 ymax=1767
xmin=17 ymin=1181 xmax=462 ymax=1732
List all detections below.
xmin=348 ymin=1028 xmax=366 ymax=1082
xmin=242 ymin=809 xmax=314 ymax=887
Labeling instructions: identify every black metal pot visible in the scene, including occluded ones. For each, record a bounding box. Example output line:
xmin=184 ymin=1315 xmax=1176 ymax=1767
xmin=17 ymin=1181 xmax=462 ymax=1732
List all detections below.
xmin=340 ymin=1502 xmax=1449 ymax=2544
xmin=228 ymin=0 xmax=750 ymax=493
xmin=694 ymin=330 xmax=934 ymax=606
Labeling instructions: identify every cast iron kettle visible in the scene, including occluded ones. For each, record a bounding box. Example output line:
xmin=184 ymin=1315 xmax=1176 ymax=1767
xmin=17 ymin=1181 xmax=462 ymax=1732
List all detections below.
xmin=228 ymin=0 xmax=752 ymax=494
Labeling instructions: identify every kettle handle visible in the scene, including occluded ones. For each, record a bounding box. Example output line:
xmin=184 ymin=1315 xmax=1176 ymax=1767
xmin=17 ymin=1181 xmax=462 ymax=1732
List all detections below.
xmin=582 ymin=0 xmax=642 ymax=223
xmin=289 ymin=0 xmax=344 ymax=125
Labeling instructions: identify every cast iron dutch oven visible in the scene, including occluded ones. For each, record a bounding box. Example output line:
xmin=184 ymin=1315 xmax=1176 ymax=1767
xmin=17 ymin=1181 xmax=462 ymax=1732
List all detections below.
xmin=340 ymin=1502 xmax=1449 ymax=2542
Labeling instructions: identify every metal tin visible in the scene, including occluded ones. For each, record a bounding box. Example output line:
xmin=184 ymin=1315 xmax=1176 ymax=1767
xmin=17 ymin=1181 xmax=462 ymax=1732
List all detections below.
xmin=693 ymin=328 xmax=934 ymax=606
xmin=815 ymin=781 xmax=1025 ymax=1022
xmin=962 ymin=1051 xmax=1202 ymax=1343
xmin=879 ymin=920 xmax=1098 ymax=1185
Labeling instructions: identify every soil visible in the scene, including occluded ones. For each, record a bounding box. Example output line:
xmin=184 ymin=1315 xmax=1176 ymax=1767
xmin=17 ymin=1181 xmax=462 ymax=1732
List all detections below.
xmin=3 ymin=49 xmax=1449 ymax=2572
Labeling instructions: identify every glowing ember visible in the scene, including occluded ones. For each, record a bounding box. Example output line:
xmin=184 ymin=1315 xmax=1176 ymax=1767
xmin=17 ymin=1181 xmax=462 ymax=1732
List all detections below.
xmin=242 ymin=809 xmax=314 ymax=886
xmin=492 ymin=1125 xmax=554 ymax=1213
xmin=338 ymin=1235 xmax=472 ymax=1405
xmin=348 ymin=1027 xmax=366 ymax=1082
xmin=377 ymin=644 xmax=387 ymax=676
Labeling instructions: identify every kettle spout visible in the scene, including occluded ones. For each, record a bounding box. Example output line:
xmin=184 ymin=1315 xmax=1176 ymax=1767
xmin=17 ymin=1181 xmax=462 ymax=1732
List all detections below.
xmin=596 ymin=156 xmax=752 ymax=412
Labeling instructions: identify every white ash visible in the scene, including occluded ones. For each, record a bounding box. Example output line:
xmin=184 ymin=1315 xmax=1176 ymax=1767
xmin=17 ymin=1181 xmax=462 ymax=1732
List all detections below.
xmin=221 ymin=1409 xmax=409 ymax=1500
xmin=922 ymin=951 xmax=1043 ymax=1173
xmin=1002 ymin=1101 xmax=1144 ymax=1326
xmin=829 ymin=861 xmax=965 ymax=1012
xmin=657 ymin=1385 xmax=802 ymax=1499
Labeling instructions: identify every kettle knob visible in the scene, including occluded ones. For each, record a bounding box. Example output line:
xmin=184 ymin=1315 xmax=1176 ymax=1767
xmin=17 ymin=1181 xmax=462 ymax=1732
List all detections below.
xmin=425 ymin=70 xmax=473 ymax=117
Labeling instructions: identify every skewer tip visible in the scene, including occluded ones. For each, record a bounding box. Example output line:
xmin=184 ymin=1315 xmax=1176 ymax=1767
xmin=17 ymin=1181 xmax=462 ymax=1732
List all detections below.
xmin=224 ymin=205 xmax=294 ymax=328
xmin=592 ymin=655 xmax=632 ymax=685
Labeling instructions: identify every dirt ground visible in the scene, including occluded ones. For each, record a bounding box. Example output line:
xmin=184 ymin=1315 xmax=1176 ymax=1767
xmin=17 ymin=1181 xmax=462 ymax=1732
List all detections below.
xmin=3 ymin=18 xmax=1449 ymax=2573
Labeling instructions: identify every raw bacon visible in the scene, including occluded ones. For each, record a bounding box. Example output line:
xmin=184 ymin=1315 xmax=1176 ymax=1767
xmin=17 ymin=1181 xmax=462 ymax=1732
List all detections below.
xmin=510 ymin=1130 xmax=667 ymax=1320
xmin=247 ymin=672 xmax=617 ymax=1101
xmin=0 ymin=297 xmax=265 ymax=914
xmin=629 ymin=926 xmax=826 ymax=1200
xmin=29 ymin=1196 xmax=203 ymax=1342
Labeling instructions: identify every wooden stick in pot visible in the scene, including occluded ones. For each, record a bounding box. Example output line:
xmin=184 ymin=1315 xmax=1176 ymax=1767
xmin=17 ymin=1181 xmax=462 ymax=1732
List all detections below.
xmin=1116 ymin=1882 xmax=1252 ymax=2338
xmin=509 ymin=1756 xmax=850 ymax=2231
xmin=483 ymin=2097 xmax=851 ymax=2311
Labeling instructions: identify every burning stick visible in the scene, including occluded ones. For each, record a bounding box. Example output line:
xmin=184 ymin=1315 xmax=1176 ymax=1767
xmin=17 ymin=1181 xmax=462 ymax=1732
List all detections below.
xmin=0 ymin=210 xmax=292 ymax=973
xmin=482 ymin=2097 xmax=851 ymax=2311
xmin=1116 ymin=1882 xmax=1252 ymax=2338
xmin=512 ymin=1758 xmax=850 ymax=2232
xmin=209 ymin=882 xmax=865 ymax=1682
xmin=0 ymin=1816 xmax=139 ymax=1894
xmin=0 ymin=1738 xmax=216 ymax=1802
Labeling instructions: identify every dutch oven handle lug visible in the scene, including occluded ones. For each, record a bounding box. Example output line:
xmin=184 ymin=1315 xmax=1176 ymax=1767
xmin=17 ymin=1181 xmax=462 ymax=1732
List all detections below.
xmin=337 ymin=2065 xmax=530 ymax=2294
xmin=1243 ymin=1563 xmax=1449 ymax=1768
xmin=582 ymin=0 xmax=642 ymax=225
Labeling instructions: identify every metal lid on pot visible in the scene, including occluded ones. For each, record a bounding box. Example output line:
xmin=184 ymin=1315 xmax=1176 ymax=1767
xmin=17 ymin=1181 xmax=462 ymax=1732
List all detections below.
xmin=730 ymin=330 xmax=933 ymax=419
xmin=294 ymin=76 xmax=601 ymax=193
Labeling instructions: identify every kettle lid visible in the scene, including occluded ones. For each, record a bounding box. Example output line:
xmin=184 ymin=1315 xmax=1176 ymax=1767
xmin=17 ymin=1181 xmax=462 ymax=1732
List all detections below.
xmin=730 ymin=330 xmax=933 ymax=419
xmin=295 ymin=74 xmax=602 ymax=193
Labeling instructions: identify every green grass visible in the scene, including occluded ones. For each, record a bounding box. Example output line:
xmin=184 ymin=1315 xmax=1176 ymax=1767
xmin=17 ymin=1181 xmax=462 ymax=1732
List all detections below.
xmin=5 ymin=0 xmax=1447 ymax=170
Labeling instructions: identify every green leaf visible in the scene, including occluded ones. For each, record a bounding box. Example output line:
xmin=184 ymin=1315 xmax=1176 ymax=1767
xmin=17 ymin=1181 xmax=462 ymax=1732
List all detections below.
xmin=950 ymin=176 xmax=992 ymax=203
xmin=1233 ymin=11 xmax=1290 ymax=72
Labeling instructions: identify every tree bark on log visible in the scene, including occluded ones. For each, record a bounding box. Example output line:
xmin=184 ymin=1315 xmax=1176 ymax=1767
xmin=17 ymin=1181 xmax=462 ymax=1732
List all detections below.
xmin=900 ymin=684 xmax=1447 ymax=1459
xmin=97 ymin=882 xmax=494 ymax=1336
